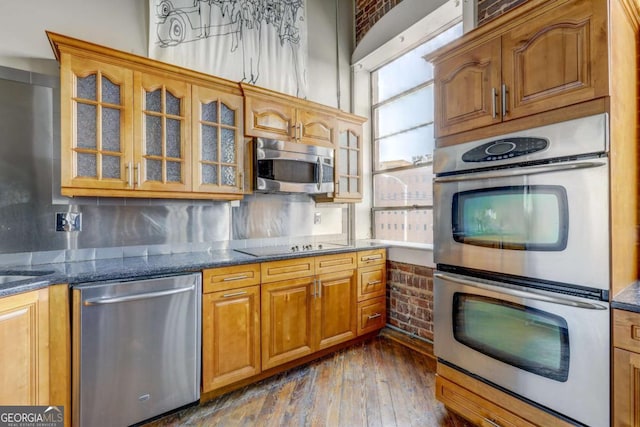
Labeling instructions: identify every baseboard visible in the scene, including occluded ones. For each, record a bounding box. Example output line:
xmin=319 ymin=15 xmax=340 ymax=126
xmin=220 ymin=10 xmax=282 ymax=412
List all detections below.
xmin=379 ymin=327 xmax=436 ymax=370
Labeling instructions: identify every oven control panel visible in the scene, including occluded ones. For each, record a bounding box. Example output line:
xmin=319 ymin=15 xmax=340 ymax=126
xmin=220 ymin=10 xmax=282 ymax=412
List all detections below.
xmin=461 ymin=137 xmax=548 ymax=162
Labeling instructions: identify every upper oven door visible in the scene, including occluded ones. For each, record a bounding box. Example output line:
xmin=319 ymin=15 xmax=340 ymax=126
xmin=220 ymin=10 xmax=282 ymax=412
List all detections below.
xmin=433 ymin=157 xmax=609 ymax=290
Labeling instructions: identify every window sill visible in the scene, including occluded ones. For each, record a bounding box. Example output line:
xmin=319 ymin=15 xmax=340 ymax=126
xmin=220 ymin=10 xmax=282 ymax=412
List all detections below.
xmin=370 ymin=240 xmax=435 ymax=267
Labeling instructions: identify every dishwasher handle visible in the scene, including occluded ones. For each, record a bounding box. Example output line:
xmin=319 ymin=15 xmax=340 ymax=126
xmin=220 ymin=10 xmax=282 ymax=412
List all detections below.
xmin=83 ymin=285 xmax=195 ymax=306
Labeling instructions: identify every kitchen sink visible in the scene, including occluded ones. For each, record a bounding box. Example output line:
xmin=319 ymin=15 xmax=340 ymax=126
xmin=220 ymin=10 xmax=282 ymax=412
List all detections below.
xmin=0 ymin=271 xmax=54 ymax=285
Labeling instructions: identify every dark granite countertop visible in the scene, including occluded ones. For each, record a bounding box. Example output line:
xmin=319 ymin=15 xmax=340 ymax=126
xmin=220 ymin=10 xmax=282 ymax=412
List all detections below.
xmin=0 ymin=241 xmax=388 ymax=298
xmin=612 ymin=281 xmax=640 ymax=313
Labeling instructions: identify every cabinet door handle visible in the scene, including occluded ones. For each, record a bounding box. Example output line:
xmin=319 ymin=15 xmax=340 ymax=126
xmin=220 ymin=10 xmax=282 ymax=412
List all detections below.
xmin=222 ymin=291 xmax=247 ymax=298
xmin=501 ymin=84 xmax=508 ymax=117
xmin=368 ymin=313 xmax=382 ymax=320
xmin=126 ymin=162 xmax=133 ymax=188
xmin=222 ymin=275 xmax=249 ymax=282
xmin=491 ymin=87 xmax=497 ymax=119
xmin=367 ymin=280 xmax=382 ymax=286
xmin=312 ymin=278 xmax=317 ymax=297
xmin=134 ymin=162 xmax=141 ymax=187
xmin=484 ymin=418 xmax=501 ymax=427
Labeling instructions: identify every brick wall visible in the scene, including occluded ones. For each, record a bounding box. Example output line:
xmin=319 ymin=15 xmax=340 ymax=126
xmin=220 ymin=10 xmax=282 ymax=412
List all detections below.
xmin=355 ymin=0 xmax=532 ymax=45
xmin=386 ymin=261 xmax=435 ymax=341
xmin=355 ymin=0 xmax=404 ymax=44
xmin=477 ymin=0 xmax=529 ymax=26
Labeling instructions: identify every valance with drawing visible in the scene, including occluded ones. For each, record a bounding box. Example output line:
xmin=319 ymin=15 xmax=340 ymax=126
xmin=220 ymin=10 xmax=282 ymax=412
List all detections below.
xmin=148 ymin=0 xmax=308 ymax=98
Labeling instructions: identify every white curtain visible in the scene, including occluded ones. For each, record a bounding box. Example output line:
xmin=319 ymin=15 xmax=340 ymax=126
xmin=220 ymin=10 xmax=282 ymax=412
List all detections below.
xmin=149 ymin=0 xmax=308 ymax=98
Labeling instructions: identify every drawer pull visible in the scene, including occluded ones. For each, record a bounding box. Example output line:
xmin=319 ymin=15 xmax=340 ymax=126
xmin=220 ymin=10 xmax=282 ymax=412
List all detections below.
xmin=368 ymin=313 xmax=382 ymax=320
xmin=222 ymin=291 xmax=247 ymax=298
xmin=223 ymin=275 xmax=249 ymax=282
xmin=367 ymin=280 xmax=382 ymax=286
xmin=363 ymin=255 xmax=383 ymax=261
xmin=484 ymin=418 xmax=500 ymax=427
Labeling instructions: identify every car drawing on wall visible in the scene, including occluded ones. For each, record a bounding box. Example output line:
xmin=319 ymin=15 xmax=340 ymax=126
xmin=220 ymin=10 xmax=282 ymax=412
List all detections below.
xmin=155 ymin=0 xmax=233 ymax=47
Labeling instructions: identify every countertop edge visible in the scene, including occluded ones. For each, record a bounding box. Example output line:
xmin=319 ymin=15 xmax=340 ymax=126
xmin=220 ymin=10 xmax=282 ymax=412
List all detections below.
xmin=0 ymin=243 xmax=389 ymax=298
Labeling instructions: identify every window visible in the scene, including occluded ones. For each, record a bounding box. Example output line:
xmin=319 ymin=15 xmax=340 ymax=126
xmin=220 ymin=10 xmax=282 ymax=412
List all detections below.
xmin=371 ymin=23 xmax=462 ymax=245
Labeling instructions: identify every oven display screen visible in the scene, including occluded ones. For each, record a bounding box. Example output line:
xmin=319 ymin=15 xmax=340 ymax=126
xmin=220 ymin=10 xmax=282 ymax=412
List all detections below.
xmin=452 ymin=185 xmax=568 ymax=251
xmin=453 ymin=293 xmax=570 ymax=382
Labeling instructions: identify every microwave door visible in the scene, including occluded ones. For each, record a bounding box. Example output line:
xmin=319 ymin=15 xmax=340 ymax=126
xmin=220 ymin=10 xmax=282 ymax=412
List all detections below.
xmin=255 ymin=151 xmax=327 ymax=193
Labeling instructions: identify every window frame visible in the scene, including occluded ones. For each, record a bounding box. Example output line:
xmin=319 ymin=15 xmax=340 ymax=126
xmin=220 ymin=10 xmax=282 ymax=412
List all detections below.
xmin=370 ymin=21 xmax=462 ymax=246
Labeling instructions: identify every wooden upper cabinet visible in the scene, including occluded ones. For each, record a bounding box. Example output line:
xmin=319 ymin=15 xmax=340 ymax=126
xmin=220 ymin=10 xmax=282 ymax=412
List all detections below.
xmin=134 ymin=72 xmax=191 ymax=192
xmin=60 ymin=55 xmax=134 ymax=192
xmin=241 ymin=83 xmax=336 ymax=148
xmin=501 ymin=0 xmax=608 ymax=121
xmin=430 ymin=0 xmax=609 ymax=140
xmin=192 ymin=85 xmax=245 ymax=194
xmin=434 ymin=37 xmax=502 ymax=137
xmin=49 ymin=31 xmax=245 ymax=200
xmin=315 ymin=112 xmax=367 ymax=203
xmin=297 ymin=109 xmax=336 ymax=147
xmin=243 ymin=92 xmax=295 ymax=140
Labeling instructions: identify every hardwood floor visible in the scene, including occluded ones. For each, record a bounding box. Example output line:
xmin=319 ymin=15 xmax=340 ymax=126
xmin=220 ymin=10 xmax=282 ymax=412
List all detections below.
xmin=145 ymin=337 xmax=473 ymax=427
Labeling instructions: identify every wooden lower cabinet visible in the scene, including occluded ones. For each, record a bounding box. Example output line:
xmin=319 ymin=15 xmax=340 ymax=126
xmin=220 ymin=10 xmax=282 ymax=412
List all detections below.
xmin=357 ymin=296 xmax=386 ymax=336
xmin=203 ymin=250 xmax=386 ymax=393
xmin=261 ymin=268 xmax=358 ymax=370
xmin=0 ymin=289 xmax=50 ymax=405
xmin=315 ymin=268 xmax=357 ymax=350
xmin=202 ymin=285 xmax=261 ymax=392
xmin=261 ymin=276 xmax=315 ymax=370
xmin=613 ymin=309 xmax=640 ymax=426
xmin=436 ymin=363 xmax=575 ymax=427
xmin=613 ymin=347 xmax=640 ymax=427
xmin=202 ymin=264 xmax=262 ymax=393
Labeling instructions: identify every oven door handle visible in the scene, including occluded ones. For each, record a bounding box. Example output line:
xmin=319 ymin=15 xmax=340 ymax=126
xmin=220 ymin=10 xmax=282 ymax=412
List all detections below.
xmin=433 ymin=160 xmax=606 ymax=183
xmin=434 ymin=273 xmax=607 ymax=310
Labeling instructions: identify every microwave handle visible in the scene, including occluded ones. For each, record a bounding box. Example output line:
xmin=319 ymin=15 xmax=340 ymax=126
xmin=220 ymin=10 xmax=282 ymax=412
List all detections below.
xmin=433 ymin=159 xmax=606 ymax=183
xmin=434 ymin=272 xmax=607 ymax=310
xmin=317 ymin=156 xmax=322 ymax=191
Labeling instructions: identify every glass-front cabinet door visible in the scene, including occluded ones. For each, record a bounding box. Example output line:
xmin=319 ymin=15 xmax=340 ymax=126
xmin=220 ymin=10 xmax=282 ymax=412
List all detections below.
xmin=315 ymin=112 xmax=366 ymax=203
xmin=191 ymin=85 xmax=244 ymax=194
xmin=134 ymin=73 xmax=191 ymax=192
xmin=60 ymin=56 xmax=133 ymax=193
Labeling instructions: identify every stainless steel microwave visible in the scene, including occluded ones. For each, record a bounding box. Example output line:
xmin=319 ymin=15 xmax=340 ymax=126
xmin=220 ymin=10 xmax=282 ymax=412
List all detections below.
xmin=254 ymin=138 xmax=334 ymax=194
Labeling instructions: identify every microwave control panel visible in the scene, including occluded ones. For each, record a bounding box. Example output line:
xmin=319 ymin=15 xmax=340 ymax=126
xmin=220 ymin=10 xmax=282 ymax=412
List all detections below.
xmin=462 ymin=137 xmax=548 ymax=162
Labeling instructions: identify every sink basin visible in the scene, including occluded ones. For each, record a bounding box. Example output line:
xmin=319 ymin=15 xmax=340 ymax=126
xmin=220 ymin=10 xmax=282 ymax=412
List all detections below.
xmin=0 ymin=271 xmax=54 ymax=285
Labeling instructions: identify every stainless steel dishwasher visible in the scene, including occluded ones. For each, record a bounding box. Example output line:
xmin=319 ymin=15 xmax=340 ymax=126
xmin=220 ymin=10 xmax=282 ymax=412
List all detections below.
xmin=72 ymin=273 xmax=201 ymax=427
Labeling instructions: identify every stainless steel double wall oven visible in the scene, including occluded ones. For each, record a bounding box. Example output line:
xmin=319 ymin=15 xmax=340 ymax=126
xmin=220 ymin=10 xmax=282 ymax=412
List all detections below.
xmin=433 ymin=114 xmax=610 ymax=427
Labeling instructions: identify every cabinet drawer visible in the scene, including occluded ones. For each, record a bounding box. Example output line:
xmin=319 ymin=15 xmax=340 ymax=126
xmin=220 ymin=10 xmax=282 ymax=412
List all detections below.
xmin=261 ymin=257 xmax=315 ymax=284
xmin=315 ymin=252 xmax=357 ymax=275
xmin=357 ymin=296 xmax=386 ymax=336
xmin=613 ymin=309 xmax=640 ymax=352
xmin=436 ymin=375 xmax=532 ymax=427
xmin=357 ymin=249 xmax=386 ymax=267
xmin=203 ymin=264 xmax=261 ymax=293
xmin=358 ymin=265 xmax=386 ymax=302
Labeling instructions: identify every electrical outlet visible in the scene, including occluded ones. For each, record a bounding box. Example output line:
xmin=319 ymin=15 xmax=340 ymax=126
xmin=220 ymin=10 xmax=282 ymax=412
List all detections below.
xmin=56 ymin=212 xmax=82 ymax=232
xmin=314 ymin=212 xmax=321 ymax=225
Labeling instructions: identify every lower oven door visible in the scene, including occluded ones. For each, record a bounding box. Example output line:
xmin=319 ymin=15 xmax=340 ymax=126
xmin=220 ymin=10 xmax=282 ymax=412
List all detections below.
xmin=434 ymin=271 xmax=609 ymax=427
xmin=433 ymin=157 xmax=609 ymax=290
